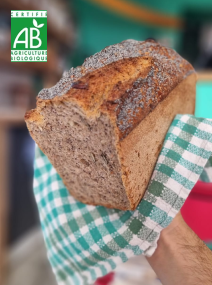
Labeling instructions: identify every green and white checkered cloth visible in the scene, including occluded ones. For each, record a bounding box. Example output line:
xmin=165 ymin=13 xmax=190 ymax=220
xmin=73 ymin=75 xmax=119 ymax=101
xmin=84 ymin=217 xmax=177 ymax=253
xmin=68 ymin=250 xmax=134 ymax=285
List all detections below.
xmin=34 ymin=114 xmax=212 ymax=285
xmin=200 ymin=155 xmax=212 ymax=182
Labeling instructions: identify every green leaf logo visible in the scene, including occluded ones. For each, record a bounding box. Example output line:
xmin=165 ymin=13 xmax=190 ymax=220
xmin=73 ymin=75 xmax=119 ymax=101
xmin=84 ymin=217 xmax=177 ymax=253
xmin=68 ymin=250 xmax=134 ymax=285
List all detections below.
xmin=33 ymin=19 xmax=44 ymax=28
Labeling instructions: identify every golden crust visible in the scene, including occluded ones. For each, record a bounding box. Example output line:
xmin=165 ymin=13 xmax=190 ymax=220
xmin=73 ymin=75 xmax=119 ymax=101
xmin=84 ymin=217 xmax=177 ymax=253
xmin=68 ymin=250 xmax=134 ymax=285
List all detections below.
xmin=30 ymin=40 xmax=194 ymax=141
xmin=25 ymin=40 xmax=196 ymax=211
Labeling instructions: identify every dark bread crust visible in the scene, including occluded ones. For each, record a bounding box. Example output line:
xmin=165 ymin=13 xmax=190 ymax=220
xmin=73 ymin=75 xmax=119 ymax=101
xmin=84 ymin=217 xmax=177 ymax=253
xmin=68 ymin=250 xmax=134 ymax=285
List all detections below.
xmin=37 ymin=39 xmax=194 ymax=140
xmin=25 ymin=40 xmax=196 ymax=210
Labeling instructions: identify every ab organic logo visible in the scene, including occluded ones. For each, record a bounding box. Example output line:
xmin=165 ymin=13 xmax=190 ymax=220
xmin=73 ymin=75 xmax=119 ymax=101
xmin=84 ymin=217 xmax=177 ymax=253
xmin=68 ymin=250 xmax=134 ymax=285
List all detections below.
xmin=11 ymin=10 xmax=47 ymax=62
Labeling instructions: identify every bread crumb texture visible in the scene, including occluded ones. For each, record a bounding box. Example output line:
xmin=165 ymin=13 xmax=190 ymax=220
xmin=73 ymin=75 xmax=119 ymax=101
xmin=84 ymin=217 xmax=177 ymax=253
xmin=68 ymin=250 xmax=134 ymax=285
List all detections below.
xmin=25 ymin=39 xmax=195 ymax=210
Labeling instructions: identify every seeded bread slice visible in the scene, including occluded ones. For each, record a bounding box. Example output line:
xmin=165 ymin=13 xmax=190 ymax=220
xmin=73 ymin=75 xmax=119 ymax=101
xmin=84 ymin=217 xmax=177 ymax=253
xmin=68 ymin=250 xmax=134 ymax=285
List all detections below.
xmin=25 ymin=39 xmax=196 ymax=210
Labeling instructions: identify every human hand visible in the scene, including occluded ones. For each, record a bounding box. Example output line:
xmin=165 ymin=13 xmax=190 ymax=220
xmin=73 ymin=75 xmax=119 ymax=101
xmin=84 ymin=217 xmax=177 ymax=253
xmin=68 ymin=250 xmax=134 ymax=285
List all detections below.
xmin=147 ymin=212 xmax=212 ymax=285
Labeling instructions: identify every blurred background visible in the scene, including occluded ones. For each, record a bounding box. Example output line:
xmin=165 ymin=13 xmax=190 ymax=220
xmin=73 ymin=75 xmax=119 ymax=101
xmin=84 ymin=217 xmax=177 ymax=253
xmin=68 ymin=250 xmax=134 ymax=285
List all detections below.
xmin=0 ymin=0 xmax=212 ymax=284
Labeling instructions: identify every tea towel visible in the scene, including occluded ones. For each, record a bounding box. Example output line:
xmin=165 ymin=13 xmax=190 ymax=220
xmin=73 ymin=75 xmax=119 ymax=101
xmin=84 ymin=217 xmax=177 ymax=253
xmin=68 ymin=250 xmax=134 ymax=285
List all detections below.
xmin=200 ymin=155 xmax=212 ymax=182
xmin=33 ymin=114 xmax=212 ymax=285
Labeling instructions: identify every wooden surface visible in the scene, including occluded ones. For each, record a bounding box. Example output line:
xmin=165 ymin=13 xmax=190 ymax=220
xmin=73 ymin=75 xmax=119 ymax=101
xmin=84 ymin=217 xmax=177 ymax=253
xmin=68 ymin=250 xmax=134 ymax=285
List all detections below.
xmin=0 ymin=111 xmax=24 ymax=282
xmin=0 ymin=1 xmax=71 ymax=279
xmin=0 ymin=49 xmax=62 ymax=77
xmin=0 ymin=126 xmax=8 ymax=284
xmin=197 ymin=71 xmax=212 ymax=81
xmin=88 ymin=0 xmax=183 ymax=29
xmin=0 ymin=109 xmax=25 ymax=125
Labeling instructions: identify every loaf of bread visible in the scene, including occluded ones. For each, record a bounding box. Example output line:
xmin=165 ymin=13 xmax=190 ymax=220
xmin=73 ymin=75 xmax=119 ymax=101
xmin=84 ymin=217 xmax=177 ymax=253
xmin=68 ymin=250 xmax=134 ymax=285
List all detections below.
xmin=25 ymin=39 xmax=196 ymax=210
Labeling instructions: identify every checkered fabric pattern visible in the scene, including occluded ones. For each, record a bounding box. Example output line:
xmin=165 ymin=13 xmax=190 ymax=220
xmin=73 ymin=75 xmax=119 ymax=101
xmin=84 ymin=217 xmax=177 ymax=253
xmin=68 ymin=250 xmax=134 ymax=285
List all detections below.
xmin=34 ymin=115 xmax=212 ymax=285
xmin=200 ymin=155 xmax=212 ymax=182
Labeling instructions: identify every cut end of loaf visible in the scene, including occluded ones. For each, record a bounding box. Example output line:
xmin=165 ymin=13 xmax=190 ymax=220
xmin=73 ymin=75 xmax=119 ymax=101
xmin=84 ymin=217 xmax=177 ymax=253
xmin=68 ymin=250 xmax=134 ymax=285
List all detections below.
xmin=25 ymin=39 xmax=196 ymax=210
xmin=26 ymin=99 xmax=131 ymax=210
